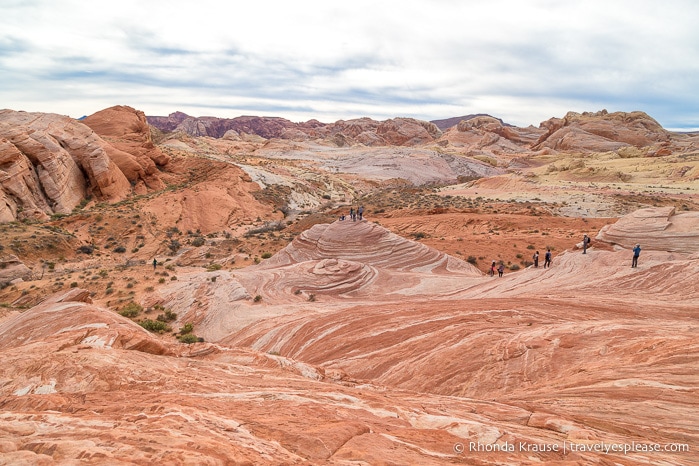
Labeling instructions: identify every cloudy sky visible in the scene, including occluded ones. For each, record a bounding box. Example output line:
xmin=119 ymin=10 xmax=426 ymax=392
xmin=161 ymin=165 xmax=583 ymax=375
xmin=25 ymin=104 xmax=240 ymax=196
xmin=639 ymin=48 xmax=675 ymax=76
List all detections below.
xmin=1 ymin=0 xmax=698 ymax=129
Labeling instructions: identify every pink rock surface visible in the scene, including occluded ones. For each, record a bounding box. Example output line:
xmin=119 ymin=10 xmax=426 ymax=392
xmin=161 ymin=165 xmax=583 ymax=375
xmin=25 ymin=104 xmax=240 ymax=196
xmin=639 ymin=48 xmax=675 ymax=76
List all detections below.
xmin=1 ymin=211 xmax=697 ymax=464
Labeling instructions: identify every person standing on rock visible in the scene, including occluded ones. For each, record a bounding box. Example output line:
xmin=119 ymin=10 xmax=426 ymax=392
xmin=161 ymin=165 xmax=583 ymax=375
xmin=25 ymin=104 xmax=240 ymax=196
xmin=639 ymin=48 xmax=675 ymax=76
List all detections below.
xmin=533 ymin=251 xmax=539 ymax=268
xmin=153 ymin=258 xmax=157 ymax=270
xmin=358 ymin=205 xmax=364 ymax=220
xmin=544 ymin=249 xmax=552 ymax=268
xmin=497 ymin=262 xmax=505 ymax=277
xmin=582 ymin=234 xmax=590 ymax=254
xmin=632 ymin=243 xmax=641 ymax=268
xmin=349 ymin=207 xmax=355 ymax=221
xmin=489 ymin=261 xmax=496 ymax=277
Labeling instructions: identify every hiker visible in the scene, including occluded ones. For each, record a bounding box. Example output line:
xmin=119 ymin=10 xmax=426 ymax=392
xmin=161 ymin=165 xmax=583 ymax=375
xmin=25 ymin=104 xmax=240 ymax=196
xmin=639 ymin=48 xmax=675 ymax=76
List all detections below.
xmin=153 ymin=258 xmax=157 ymax=270
xmin=544 ymin=249 xmax=552 ymax=268
xmin=533 ymin=251 xmax=539 ymax=268
xmin=632 ymin=243 xmax=641 ymax=268
xmin=582 ymin=234 xmax=591 ymax=254
xmin=358 ymin=205 xmax=364 ymax=220
xmin=497 ymin=262 xmax=505 ymax=277
xmin=489 ymin=261 xmax=496 ymax=277
xmin=349 ymin=208 xmax=355 ymax=221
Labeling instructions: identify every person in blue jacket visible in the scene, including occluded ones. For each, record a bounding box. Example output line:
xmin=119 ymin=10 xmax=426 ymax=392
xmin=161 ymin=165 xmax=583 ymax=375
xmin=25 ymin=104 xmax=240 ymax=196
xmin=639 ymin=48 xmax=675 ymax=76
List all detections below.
xmin=631 ymin=244 xmax=641 ymax=268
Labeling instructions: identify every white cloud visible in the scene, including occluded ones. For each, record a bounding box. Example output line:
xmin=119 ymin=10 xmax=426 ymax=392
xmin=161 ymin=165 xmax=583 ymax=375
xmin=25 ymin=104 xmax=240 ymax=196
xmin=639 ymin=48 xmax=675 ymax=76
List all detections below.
xmin=1 ymin=0 xmax=698 ymax=128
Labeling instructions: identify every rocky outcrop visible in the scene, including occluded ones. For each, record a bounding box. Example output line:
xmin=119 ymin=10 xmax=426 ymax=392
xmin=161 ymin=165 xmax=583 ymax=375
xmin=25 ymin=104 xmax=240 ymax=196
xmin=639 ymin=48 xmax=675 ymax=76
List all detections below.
xmin=82 ymin=105 xmax=169 ymax=191
xmin=0 ymin=254 xmax=32 ymax=285
xmin=532 ymin=110 xmax=670 ymax=152
xmin=596 ymin=206 xmax=699 ymax=253
xmin=0 ymin=110 xmax=132 ymax=221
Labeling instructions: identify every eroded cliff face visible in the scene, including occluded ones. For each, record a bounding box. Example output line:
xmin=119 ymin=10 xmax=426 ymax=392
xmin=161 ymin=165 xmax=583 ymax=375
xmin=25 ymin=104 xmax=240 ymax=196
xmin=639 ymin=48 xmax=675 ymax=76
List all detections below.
xmin=0 ymin=110 xmax=132 ymax=221
xmin=81 ymin=105 xmax=170 ymax=193
xmin=0 ymin=107 xmax=175 ymax=222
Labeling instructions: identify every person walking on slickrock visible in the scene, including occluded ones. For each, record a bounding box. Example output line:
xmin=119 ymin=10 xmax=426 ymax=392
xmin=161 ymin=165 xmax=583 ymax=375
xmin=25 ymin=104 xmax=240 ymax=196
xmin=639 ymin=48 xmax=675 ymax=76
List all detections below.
xmin=632 ymin=243 xmax=641 ymax=268
xmin=533 ymin=251 xmax=539 ymax=268
xmin=489 ymin=261 xmax=496 ymax=277
xmin=497 ymin=262 xmax=505 ymax=277
xmin=544 ymin=248 xmax=552 ymax=268
xmin=358 ymin=205 xmax=364 ymax=220
xmin=582 ymin=234 xmax=590 ymax=254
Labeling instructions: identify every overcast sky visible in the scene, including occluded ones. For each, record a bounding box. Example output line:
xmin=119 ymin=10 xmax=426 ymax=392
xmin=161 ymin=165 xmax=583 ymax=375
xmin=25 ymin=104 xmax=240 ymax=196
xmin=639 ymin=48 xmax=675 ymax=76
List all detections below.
xmin=1 ymin=0 xmax=698 ymax=129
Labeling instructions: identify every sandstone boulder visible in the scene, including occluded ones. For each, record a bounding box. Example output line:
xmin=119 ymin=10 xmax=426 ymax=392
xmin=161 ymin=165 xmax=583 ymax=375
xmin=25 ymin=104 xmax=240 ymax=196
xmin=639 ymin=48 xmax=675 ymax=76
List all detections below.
xmin=0 ymin=254 xmax=32 ymax=285
xmin=596 ymin=206 xmax=699 ymax=253
xmin=82 ymin=105 xmax=169 ymax=190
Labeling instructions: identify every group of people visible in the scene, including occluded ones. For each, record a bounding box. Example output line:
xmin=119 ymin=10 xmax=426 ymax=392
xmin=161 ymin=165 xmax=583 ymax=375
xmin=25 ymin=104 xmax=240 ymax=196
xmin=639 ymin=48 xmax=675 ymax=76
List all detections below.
xmin=531 ymin=249 xmax=553 ymax=268
xmin=341 ymin=206 xmax=365 ymax=222
xmin=489 ymin=235 xmax=643 ymax=277
xmin=583 ymin=234 xmax=642 ymax=267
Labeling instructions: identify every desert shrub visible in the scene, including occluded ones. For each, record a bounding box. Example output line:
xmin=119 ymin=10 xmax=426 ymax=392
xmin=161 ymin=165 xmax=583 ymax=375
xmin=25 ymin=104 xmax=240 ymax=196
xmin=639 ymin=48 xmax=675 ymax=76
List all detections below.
xmin=466 ymin=256 xmax=477 ymax=265
xmin=413 ymin=232 xmax=426 ymax=239
xmin=77 ymin=245 xmax=94 ymax=254
xmin=177 ymin=333 xmax=199 ymax=344
xmin=526 ymin=244 xmax=535 ymax=250
xmin=308 ymin=294 xmax=316 ymax=302
xmin=244 ymin=221 xmax=285 ymax=237
xmin=261 ymin=252 xmax=272 ymax=259
xmin=167 ymin=239 xmax=181 ymax=254
xmin=139 ymin=319 xmax=170 ymax=333
xmin=119 ymin=302 xmax=143 ymax=318
xmin=191 ymin=236 xmax=205 ymax=247
xmin=206 ymin=263 xmax=222 ymax=271
xmin=180 ymin=322 xmax=194 ymax=334
xmin=253 ymin=295 xmax=262 ymax=302
xmin=156 ymin=309 xmax=177 ymax=322
xmin=113 ymin=246 xmax=126 ymax=253
xmin=509 ymin=264 xmax=521 ymax=271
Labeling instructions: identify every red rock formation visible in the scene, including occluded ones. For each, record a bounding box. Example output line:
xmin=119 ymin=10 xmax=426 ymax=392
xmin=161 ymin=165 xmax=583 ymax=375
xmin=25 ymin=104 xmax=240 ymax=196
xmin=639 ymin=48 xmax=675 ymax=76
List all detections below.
xmin=0 ymin=110 xmax=131 ymax=221
xmin=532 ymin=110 xmax=670 ymax=152
xmin=0 ymin=254 xmax=32 ymax=285
xmin=82 ymin=106 xmax=169 ymax=191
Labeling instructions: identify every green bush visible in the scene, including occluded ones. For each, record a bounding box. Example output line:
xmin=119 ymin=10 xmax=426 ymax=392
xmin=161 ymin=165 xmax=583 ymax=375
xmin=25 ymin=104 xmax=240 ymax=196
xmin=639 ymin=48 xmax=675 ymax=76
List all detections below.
xmin=261 ymin=252 xmax=272 ymax=259
xmin=139 ymin=319 xmax=170 ymax=333
xmin=156 ymin=309 xmax=177 ymax=322
xmin=119 ymin=301 xmax=143 ymax=318
xmin=180 ymin=322 xmax=194 ymax=334
xmin=466 ymin=256 xmax=477 ymax=265
xmin=254 ymin=295 xmax=262 ymax=302
xmin=177 ymin=333 xmax=199 ymax=344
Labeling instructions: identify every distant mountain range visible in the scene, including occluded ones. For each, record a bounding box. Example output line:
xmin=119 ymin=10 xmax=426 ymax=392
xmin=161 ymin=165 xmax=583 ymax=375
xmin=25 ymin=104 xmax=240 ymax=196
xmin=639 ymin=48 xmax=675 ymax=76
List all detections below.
xmin=145 ymin=112 xmax=508 ymax=140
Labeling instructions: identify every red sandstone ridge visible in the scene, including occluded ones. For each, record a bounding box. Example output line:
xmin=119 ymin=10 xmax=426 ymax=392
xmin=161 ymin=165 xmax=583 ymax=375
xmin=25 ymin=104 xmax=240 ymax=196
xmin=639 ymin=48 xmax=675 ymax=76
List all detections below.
xmin=0 ymin=110 xmax=132 ymax=222
xmin=82 ymin=105 xmax=169 ymax=192
xmin=532 ymin=109 xmax=670 ymax=152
